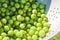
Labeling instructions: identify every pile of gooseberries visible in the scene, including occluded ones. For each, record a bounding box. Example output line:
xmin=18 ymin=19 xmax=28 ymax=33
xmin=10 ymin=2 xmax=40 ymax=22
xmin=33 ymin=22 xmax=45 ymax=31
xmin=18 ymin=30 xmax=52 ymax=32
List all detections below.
xmin=0 ymin=0 xmax=50 ymax=40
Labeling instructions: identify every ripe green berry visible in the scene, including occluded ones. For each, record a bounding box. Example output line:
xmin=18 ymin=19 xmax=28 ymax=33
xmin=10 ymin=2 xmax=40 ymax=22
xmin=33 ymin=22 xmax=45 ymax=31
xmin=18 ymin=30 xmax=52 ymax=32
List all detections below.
xmin=1 ymin=32 xmax=6 ymax=37
xmin=0 ymin=22 xmax=2 ymax=28
xmin=3 ymin=3 xmax=8 ymax=8
xmin=43 ymin=22 xmax=50 ymax=28
xmin=1 ymin=8 xmax=6 ymax=13
xmin=36 ymin=23 xmax=42 ymax=27
xmin=32 ymin=9 xmax=37 ymax=14
xmin=29 ymin=30 xmax=35 ymax=36
xmin=17 ymin=15 xmax=24 ymax=22
xmin=19 ymin=23 xmax=25 ymax=29
xmin=11 ymin=7 xmax=16 ymax=12
xmin=39 ymin=4 xmax=45 ymax=9
xmin=15 ymin=0 xmax=19 ymax=2
xmin=0 ymin=36 xmax=2 ymax=40
xmin=31 ymin=14 xmax=36 ymax=19
xmin=16 ymin=31 xmax=23 ymax=38
xmin=3 ymin=37 xmax=10 ymax=40
xmin=8 ymin=30 xmax=14 ymax=36
xmin=21 ymin=0 xmax=27 ymax=4
xmin=32 ymin=35 xmax=38 ymax=40
xmin=1 ymin=18 xmax=7 ymax=24
xmin=18 ymin=10 xmax=24 ymax=15
xmin=8 ymin=19 xmax=13 ymax=25
xmin=16 ymin=38 xmax=21 ymax=40
xmin=15 ymin=3 xmax=20 ymax=8
xmin=39 ymin=30 xmax=46 ymax=38
xmin=4 ymin=25 xmax=10 ymax=31
xmin=41 ymin=14 xmax=46 ymax=18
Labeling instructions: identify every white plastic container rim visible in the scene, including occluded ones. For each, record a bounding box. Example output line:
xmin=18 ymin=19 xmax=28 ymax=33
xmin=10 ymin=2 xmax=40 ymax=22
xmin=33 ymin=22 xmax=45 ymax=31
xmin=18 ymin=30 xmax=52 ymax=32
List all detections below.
xmin=39 ymin=0 xmax=60 ymax=40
